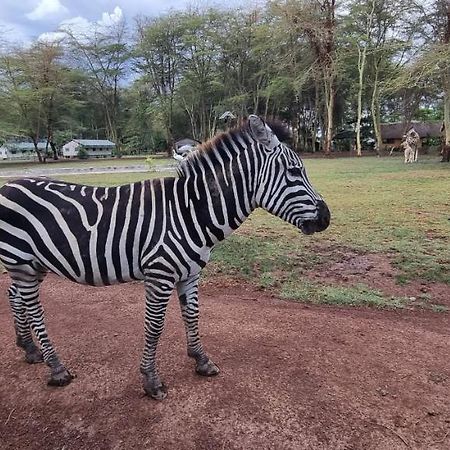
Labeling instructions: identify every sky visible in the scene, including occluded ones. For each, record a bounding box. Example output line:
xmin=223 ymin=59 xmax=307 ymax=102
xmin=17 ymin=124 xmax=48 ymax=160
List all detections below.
xmin=0 ymin=0 xmax=246 ymax=44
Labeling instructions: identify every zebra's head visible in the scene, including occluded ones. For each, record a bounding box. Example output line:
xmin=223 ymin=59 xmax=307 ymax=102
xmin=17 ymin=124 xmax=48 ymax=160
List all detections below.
xmin=249 ymin=115 xmax=330 ymax=235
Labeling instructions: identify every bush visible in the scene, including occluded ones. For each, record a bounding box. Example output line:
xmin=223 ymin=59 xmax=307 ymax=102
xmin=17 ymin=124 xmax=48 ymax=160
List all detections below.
xmin=77 ymin=147 xmax=89 ymax=159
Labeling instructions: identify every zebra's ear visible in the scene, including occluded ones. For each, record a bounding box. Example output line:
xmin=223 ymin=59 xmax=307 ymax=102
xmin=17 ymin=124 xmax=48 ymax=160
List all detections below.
xmin=248 ymin=115 xmax=280 ymax=150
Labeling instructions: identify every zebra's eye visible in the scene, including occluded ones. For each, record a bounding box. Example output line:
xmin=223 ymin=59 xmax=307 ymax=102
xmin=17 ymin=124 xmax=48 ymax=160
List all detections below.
xmin=287 ymin=167 xmax=302 ymax=176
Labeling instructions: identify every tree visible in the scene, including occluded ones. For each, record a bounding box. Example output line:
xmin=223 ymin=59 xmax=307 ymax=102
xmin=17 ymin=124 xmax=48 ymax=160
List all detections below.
xmin=0 ymin=41 xmax=86 ymax=162
xmin=272 ymin=0 xmax=339 ymax=154
xmin=134 ymin=13 xmax=185 ymax=154
xmin=63 ymin=17 xmax=130 ymax=148
xmin=177 ymin=9 xmax=224 ymax=140
xmin=344 ymin=0 xmax=377 ymax=156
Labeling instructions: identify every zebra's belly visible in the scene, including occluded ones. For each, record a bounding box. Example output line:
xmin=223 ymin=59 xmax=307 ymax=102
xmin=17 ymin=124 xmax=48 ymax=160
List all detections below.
xmin=0 ymin=239 xmax=146 ymax=287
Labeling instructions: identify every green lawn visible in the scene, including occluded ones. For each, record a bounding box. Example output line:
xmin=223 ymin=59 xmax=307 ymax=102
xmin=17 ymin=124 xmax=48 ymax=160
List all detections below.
xmin=204 ymin=156 xmax=450 ymax=308
xmin=1 ymin=155 xmax=449 ymax=309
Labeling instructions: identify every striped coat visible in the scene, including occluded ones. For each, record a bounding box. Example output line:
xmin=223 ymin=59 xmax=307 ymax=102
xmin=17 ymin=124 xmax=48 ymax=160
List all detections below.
xmin=0 ymin=116 xmax=330 ymax=399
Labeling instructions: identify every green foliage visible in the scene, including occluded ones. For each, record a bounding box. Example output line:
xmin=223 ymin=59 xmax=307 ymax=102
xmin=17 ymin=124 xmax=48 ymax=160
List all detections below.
xmin=1 ymin=2 xmax=448 ymax=151
xmin=77 ymin=147 xmax=89 ymax=159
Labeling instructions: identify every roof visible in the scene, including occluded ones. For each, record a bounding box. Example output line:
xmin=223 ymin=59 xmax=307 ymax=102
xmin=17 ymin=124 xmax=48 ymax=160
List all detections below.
xmin=381 ymin=121 xmax=443 ymax=140
xmin=73 ymin=139 xmax=115 ymax=147
xmin=1 ymin=142 xmax=47 ymax=151
xmin=219 ymin=111 xmax=236 ymax=120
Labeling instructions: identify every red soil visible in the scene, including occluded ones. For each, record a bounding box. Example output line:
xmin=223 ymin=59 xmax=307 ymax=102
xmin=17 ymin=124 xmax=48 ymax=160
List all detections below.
xmin=1 ymin=274 xmax=450 ymax=449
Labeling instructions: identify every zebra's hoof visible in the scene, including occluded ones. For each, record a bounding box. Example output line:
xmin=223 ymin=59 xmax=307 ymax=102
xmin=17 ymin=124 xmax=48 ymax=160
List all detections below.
xmin=144 ymin=382 xmax=167 ymax=401
xmin=196 ymin=360 xmax=220 ymax=377
xmin=47 ymin=368 xmax=74 ymax=387
xmin=25 ymin=349 xmax=44 ymax=364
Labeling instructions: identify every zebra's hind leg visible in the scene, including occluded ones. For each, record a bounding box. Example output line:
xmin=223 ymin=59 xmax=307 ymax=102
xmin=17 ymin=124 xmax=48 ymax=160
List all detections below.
xmin=177 ymin=275 xmax=220 ymax=377
xmin=13 ymin=276 xmax=74 ymax=387
xmin=8 ymin=284 xmax=43 ymax=364
xmin=140 ymin=275 xmax=176 ymax=400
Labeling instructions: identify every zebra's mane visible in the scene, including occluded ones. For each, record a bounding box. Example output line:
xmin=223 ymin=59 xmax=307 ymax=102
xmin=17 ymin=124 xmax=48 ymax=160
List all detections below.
xmin=176 ymin=119 xmax=291 ymax=179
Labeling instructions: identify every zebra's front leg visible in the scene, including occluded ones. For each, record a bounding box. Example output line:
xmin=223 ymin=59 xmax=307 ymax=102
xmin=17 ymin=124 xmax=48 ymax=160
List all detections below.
xmin=140 ymin=276 xmax=174 ymax=400
xmin=8 ymin=284 xmax=43 ymax=364
xmin=177 ymin=275 xmax=220 ymax=377
xmin=15 ymin=279 xmax=73 ymax=387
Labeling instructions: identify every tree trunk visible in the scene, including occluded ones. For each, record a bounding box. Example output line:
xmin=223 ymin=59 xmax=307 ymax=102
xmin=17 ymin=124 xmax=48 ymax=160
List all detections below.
xmin=444 ymin=73 xmax=450 ymax=145
xmin=371 ymin=69 xmax=382 ymax=156
xmin=356 ymin=46 xmax=366 ymax=157
xmin=323 ymin=74 xmax=334 ymax=155
xmin=46 ymin=94 xmax=58 ymax=160
xmin=32 ymin=136 xmax=44 ymax=163
xmin=444 ymin=2 xmax=450 ymax=146
xmin=312 ymin=80 xmax=320 ymax=153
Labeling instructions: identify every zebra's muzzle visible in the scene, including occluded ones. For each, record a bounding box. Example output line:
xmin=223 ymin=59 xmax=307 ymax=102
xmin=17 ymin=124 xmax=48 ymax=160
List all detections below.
xmin=299 ymin=200 xmax=330 ymax=235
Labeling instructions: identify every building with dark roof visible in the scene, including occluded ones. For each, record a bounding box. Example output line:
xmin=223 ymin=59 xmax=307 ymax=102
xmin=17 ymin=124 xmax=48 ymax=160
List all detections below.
xmin=380 ymin=121 xmax=442 ymax=150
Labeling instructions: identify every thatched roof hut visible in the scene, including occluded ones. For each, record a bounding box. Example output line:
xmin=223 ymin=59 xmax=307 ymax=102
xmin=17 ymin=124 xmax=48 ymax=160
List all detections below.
xmin=381 ymin=121 xmax=442 ymax=149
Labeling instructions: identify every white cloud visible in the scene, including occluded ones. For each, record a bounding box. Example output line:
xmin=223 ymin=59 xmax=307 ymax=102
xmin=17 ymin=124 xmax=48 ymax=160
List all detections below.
xmin=38 ymin=7 xmax=123 ymax=42
xmin=98 ymin=6 xmax=123 ymax=27
xmin=26 ymin=0 xmax=68 ymax=21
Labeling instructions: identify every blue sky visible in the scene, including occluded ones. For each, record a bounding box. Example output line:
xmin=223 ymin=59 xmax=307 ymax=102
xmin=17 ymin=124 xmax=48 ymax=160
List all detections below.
xmin=0 ymin=0 xmax=248 ymax=44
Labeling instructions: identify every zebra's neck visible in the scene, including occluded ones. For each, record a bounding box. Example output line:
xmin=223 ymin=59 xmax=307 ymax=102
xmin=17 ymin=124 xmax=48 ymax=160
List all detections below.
xmin=177 ymin=132 xmax=258 ymax=245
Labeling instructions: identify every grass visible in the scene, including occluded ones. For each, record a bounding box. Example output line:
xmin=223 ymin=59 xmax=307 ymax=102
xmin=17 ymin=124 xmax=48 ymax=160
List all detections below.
xmin=280 ymin=281 xmax=410 ymax=309
xmin=205 ymin=155 xmax=449 ymax=308
xmin=0 ymin=154 xmax=449 ymax=309
xmin=304 ymin=156 xmax=450 ymax=284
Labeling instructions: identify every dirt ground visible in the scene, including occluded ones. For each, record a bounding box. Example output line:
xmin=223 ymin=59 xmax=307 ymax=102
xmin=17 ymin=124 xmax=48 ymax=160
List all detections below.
xmin=1 ymin=274 xmax=450 ymax=450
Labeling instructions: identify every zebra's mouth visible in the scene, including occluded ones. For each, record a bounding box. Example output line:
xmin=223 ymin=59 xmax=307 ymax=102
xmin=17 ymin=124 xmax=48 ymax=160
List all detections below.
xmin=299 ymin=220 xmax=317 ymax=235
xmin=299 ymin=201 xmax=331 ymax=235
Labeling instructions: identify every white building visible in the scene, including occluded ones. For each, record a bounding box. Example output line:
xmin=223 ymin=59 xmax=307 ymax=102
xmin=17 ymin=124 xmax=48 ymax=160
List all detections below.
xmin=62 ymin=139 xmax=115 ymax=159
xmin=0 ymin=142 xmax=46 ymax=160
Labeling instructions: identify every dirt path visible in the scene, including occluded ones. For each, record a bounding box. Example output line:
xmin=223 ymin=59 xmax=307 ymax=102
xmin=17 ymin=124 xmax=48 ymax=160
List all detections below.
xmin=1 ymin=275 xmax=449 ymax=450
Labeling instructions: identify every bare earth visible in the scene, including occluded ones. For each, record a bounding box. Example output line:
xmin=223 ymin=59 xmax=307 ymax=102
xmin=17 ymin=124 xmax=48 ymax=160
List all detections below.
xmin=1 ymin=274 xmax=450 ymax=450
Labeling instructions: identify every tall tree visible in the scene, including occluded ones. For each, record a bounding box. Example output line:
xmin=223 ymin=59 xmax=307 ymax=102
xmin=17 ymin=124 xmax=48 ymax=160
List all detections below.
xmin=0 ymin=42 xmax=76 ymax=161
xmin=177 ymin=9 xmax=223 ymax=140
xmin=134 ymin=13 xmax=185 ymax=154
xmin=63 ymin=17 xmax=129 ymax=148
xmin=273 ymin=0 xmax=338 ymax=154
xmin=345 ymin=0 xmax=376 ymax=156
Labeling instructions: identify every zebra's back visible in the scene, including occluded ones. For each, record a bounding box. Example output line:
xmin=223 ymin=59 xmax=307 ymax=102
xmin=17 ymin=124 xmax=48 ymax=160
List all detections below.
xmin=0 ymin=178 xmax=156 ymax=286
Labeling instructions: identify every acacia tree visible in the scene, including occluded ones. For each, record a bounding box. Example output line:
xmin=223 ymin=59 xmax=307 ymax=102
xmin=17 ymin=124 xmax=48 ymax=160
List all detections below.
xmin=25 ymin=42 xmax=70 ymax=159
xmin=0 ymin=43 xmax=71 ymax=161
xmin=64 ymin=17 xmax=129 ymax=148
xmin=177 ymin=9 xmax=224 ymax=140
xmin=0 ymin=48 xmax=45 ymax=160
xmin=363 ymin=0 xmax=424 ymax=153
xmin=273 ymin=0 xmax=338 ymax=154
xmin=134 ymin=13 xmax=185 ymax=154
xmin=344 ymin=0 xmax=377 ymax=155
xmin=304 ymin=0 xmax=338 ymax=154
xmin=383 ymin=0 xmax=449 ymax=150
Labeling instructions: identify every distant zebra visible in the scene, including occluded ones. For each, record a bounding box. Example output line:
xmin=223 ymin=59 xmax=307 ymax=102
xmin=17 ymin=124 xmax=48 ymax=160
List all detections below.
xmin=0 ymin=116 xmax=330 ymax=400
xmin=405 ymin=128 xmax=420 ymax=162
xmin=402 ymin=140 xmax=415 ymax=163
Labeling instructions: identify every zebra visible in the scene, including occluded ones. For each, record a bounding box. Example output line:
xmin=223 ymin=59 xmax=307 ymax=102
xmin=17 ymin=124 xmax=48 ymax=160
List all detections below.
xmin=401 ymin=138 xmax=415 ymax=163
xmin=0 ymin=115 xmax=330 ymax=400
xmin=405 ymin=128 xmax=420 ymax=162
